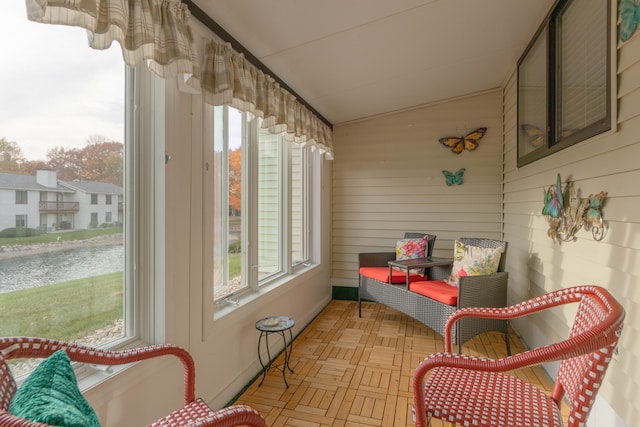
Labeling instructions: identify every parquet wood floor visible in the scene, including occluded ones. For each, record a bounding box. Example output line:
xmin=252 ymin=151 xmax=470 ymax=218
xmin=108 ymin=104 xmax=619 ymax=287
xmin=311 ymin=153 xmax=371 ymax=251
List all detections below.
xmin=234 ymin=300 xmax=567 ymax=426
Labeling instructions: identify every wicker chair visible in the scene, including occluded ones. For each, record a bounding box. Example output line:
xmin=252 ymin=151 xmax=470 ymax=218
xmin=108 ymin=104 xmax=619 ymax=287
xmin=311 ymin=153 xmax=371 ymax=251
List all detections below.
xmin=413 ymin=285 xmax=625 ymax=427
xmin=359 ymin=237 xmax=510 ymax=354
xmin=0 ymin=337 xmax=267 ymax=427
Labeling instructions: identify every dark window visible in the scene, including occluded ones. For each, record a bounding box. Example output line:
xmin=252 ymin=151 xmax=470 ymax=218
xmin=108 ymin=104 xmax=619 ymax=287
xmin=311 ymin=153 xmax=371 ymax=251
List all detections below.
xmin=15 ymin=214 xmax=27 ymax=228
xmin=518 ymin=0 xmax=611 ymax=167
xmin=15 ymin=190 xmax=27 ymax=204
xmin=106 ymin=194 xmax=112 ymax=205
xmin=91 ymin=193 xmax=98 ymax=204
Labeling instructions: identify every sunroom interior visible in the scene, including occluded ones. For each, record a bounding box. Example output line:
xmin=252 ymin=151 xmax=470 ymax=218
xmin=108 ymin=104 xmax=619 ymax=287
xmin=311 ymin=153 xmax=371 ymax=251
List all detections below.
xmin=1 ymin=0 xmax=638 ymax=426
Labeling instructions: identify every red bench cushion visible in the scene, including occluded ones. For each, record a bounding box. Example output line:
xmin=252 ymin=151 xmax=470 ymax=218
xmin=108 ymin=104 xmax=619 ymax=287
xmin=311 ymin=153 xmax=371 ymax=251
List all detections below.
xmin=409 ymin=280 xmax=458 ymax=306
xmin=359 ymin=267 xmax=424 ymax=284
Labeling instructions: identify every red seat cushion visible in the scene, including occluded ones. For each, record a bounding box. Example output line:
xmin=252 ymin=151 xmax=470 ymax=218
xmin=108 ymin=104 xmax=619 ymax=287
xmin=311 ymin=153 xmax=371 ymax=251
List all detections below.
xmin=409 ymin=280 xmax=458 ymax=305
xmin=359 ymin=267 xmax=424 ymax=283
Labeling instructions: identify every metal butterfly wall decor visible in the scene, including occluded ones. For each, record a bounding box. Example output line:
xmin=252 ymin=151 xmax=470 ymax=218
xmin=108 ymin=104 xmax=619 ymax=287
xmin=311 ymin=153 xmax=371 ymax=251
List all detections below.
xmin=439 ymin=127 xmax=486 ymax=154
xmin=541 ymin=173 xmax=608 ymax=243
xmin=442 ymin=168 xmax=465 ymax=186
xmin=619 ymin=0 xmax=640 ymax=42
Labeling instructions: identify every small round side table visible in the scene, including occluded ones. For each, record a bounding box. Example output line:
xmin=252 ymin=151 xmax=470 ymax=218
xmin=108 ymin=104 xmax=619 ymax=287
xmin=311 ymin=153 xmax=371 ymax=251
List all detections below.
xmin=255 ymin=315 xmax=295 ymax=388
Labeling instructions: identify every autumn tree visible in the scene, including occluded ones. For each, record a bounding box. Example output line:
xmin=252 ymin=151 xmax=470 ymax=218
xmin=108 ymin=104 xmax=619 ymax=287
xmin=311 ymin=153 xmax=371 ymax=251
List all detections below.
xmin=81 ymin=136 xmax=123 ymax=185
xmin=22 ymin=159 xmax=49 ymax=175
xmin=2 ymin=136 xmax=123 ymax=186
xmin=228 ymin=148 xmax=242 ymax=213
xmin=0 ymin=137 xmax=26 ymax=173
xmin=46 ymin=146 xmax=84 ymax=181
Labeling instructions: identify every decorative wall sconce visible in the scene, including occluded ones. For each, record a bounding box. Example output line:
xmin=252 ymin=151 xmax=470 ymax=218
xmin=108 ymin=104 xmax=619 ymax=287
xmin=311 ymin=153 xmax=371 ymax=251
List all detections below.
xmin=542 ymin=174 xmax=607 ymax=243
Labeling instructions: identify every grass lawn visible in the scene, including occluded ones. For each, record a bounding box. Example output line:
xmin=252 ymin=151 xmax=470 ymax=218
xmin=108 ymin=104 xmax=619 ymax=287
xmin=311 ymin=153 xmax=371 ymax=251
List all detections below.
xmin=0 ymin=272 xmax=123 ymax=340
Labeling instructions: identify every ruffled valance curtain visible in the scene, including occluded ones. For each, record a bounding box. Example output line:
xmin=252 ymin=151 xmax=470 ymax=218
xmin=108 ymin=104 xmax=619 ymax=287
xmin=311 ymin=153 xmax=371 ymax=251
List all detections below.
xmin=201 ymin=40 xmax=333 ymax=159
xmin=25 ymin=0 xmax=200 ymax=90
xmin=23 ymin=1 xmax=332 ymax=158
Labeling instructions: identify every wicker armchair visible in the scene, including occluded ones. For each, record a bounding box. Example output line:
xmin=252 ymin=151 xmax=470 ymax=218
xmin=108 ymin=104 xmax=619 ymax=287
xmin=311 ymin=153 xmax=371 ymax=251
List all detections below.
xmin=359 ymin=237 xmax=510 ymax=354
xmin=413 ymin=285 xmax=625 ymax=427
xmin=0 ymin=337 xmax=267 ymax=427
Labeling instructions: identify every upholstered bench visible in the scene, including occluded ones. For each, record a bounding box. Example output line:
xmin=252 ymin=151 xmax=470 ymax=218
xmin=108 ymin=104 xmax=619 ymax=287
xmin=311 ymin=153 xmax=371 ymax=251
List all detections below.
xmin=358 ymin=236 xmax=510 ymax=354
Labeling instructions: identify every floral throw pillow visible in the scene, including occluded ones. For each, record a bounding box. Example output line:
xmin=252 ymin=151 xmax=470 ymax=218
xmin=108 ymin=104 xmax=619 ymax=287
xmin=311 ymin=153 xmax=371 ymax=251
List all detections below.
xmin=446 ymin=240 xmax=503 ymax=287
xmin=395 ymin=235 xmax=429 ymax=276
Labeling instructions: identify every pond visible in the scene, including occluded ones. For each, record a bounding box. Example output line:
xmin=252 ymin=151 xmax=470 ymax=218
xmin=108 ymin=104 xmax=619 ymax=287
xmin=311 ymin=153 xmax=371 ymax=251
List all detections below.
xmin=0 ymin=245 xmax=124 ymax=294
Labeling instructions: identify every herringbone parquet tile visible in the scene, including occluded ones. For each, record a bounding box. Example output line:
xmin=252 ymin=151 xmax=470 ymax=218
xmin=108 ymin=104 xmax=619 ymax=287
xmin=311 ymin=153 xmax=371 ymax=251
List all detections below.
xmin=234 ymin=300 xmax=566 ymax=426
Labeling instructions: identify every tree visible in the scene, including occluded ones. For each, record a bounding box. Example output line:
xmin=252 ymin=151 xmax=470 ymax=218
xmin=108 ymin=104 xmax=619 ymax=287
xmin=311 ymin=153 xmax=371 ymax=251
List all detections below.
xmin=81 ymin=137 xmax=123 ymax=185
xmin=228 ymin=148 xmax=242 ymax=213
xmin=0 ymin=137 xmax=26 ymax=173
xmin=46 ymin=146 xmax=84 ymax=181
xmin=22 ymin=159 xmax=49 ymax=175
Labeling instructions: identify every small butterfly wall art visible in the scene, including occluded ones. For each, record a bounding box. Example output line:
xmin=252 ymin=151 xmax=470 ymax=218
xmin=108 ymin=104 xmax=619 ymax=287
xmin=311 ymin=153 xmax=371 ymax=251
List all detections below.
xmin=442 ymin=168 xmax=465 ymax=186
xmin=439 ymin=127 xmax=486 ymax=154
xmin=619 ymin=0 xmax=640 ymax=42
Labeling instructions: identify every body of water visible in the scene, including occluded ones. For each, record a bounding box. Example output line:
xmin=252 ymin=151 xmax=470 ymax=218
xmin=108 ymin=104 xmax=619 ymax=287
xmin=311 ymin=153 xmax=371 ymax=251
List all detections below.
xmin=0 ymin=245 xmax=124 ymax=294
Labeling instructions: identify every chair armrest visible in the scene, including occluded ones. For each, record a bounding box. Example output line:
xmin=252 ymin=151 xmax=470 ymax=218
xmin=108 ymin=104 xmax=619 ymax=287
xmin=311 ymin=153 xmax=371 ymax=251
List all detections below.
xmin=0 ymin=337 xmax=196 ymax=405
xmin=457 ymin=272 xmax=508 ymax=310
xmin=443 ymin=286 xmax=624 ymax=354
xmin=197 ymin=404 xmax=268 ymax=427
xmin=358 ymin=252 xmax=395 ymax=268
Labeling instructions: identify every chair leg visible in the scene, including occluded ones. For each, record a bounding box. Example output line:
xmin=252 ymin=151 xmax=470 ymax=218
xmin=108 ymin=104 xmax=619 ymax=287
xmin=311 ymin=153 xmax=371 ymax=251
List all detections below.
xmin=504 ymin=329 xmax=511 ymax=356
xmin=358 ymin=282 xmax=362 ymax=318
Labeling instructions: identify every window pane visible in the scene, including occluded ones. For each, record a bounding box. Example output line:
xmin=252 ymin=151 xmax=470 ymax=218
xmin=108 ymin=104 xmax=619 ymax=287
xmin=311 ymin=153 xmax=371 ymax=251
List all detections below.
xmin=291 ymin=145 xmax=307 ymax=265
xmin=0 ymin=4 xmax=127 ymax=373
xmin=257 ymin=127 xmax=282 ymax=280
xmin=518 ymin=29 xmax=547 ymax=160
xmin=556 ymin=0 xmax=608 ymax=141
xmin=213 ymin=107 xmax=247 ymax=300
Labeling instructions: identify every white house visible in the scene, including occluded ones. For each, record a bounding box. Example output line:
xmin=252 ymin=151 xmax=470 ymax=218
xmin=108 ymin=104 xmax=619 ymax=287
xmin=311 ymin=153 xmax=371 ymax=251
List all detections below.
xmin=59 ymin=179 xmax=123 ymax=229
xmin=0 ymin=170 xmax=122 ymax=232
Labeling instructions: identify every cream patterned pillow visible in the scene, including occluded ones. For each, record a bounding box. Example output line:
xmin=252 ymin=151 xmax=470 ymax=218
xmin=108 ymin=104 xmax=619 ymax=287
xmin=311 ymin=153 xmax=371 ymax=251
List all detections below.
xmin=446 ymin=240 xmax=503 ymax=287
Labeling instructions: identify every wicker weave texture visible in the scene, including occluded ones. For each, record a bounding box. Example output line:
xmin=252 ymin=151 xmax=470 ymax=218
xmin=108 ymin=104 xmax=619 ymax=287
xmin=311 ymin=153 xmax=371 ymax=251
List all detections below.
xmin=359 ymin=236 xmax=510 ymax=352
xmin=0 ymin=337 xmax=267 ymax=427
xmin=413 ymin=285 xmax=625 ymax=427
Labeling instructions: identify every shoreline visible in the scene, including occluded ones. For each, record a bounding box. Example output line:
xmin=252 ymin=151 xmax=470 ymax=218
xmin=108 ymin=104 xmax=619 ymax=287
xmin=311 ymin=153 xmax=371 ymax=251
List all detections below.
xmin=0 ymin=234 xmax=123 ymax=260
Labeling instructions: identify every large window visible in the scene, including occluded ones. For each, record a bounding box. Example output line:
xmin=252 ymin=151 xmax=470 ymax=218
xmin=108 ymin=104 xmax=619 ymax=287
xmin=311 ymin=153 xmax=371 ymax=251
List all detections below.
xmin=517 ymin=0 xmax=611 ymax=167
xmin=0 ymin=4 xmax=141 ymax=373
xmin=210 ymin=106 xmax=313 ymax=305
xmin=211 ymin=106 xmax=247 ymax=301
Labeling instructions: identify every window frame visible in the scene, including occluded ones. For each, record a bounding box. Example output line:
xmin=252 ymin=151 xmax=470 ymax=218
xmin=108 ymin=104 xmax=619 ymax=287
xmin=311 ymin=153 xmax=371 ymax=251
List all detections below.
xmin=517 ymin=0 xmax=612 ymax=167
xmin=209 ymin=105 xmax=315 ymax=310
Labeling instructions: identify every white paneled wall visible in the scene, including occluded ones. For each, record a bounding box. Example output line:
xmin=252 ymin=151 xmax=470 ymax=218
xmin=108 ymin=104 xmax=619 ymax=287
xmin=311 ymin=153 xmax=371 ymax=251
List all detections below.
xmin=331 ymin=91 xmax=504 ymax=287
xmin=502 ymin=33 xmax=640 ymax=427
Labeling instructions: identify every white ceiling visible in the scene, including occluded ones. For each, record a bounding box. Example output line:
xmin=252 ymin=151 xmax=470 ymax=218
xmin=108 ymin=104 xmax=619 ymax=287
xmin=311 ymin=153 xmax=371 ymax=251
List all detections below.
xmin=191 ymin=0 xmax=554 ymax=126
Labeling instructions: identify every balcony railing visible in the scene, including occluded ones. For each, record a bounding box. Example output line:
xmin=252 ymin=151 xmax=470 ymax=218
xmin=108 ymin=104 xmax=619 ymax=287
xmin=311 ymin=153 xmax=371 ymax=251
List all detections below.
xmin=39 ymin=201 xmax=80 ymax=213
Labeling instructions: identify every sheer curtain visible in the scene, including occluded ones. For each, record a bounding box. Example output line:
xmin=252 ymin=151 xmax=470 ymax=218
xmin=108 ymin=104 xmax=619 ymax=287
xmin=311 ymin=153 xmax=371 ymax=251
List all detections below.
xmin=202 ymin=40 xmax=333 ymax=158
xmin=25 ymin=0 xmax=200 ymax=90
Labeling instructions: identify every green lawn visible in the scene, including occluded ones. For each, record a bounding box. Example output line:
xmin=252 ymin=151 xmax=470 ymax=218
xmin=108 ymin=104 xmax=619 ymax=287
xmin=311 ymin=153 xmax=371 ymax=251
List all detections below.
xmin=0 ymin=272 xmax=123 ymax=340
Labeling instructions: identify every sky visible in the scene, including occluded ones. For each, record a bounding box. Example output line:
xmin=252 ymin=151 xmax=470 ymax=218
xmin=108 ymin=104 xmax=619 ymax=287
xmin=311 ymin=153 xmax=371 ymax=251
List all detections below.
xmin=0 ymin=2 xmax=125 ymax=161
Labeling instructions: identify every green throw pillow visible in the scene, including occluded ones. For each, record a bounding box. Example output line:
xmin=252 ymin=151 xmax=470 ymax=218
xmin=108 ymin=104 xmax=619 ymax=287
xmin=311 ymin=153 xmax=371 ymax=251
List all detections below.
xmin=9 ymin=350 xmax=100 ymax=427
